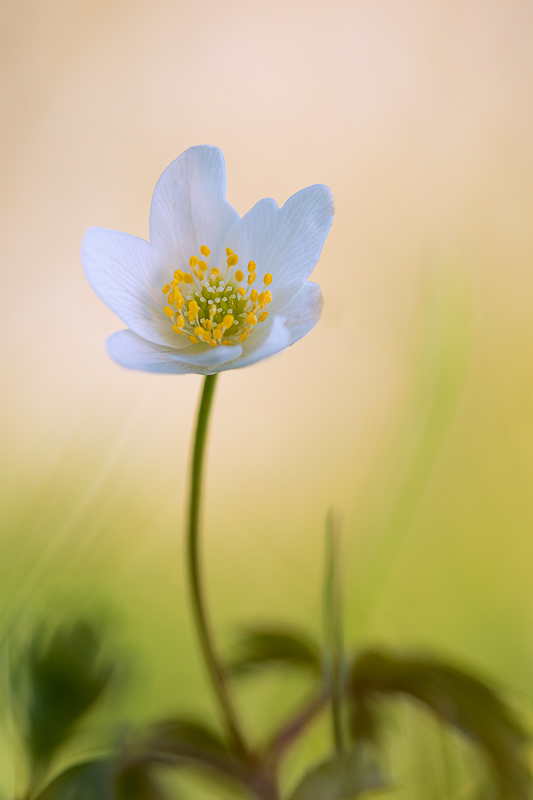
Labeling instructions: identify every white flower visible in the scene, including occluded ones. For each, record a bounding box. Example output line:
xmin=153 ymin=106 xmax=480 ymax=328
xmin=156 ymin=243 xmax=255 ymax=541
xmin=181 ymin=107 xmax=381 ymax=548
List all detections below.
xmin=82 ymin=146 xmax=334 ymax=375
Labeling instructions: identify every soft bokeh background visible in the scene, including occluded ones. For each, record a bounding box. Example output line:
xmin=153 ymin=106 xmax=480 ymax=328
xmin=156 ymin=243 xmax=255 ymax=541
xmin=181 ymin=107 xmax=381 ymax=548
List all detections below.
xmin=2 ymin=0 xmax=533 ymax=795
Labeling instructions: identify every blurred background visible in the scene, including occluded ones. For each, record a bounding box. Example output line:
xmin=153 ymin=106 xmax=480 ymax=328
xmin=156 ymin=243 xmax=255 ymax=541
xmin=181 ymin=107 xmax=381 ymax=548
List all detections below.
xmin=2 ymin=0 xmax=533 ymax=796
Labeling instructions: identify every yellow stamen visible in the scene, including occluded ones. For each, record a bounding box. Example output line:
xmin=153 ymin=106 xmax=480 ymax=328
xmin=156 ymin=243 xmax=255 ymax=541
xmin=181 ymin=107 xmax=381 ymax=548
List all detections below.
xmin=226 ymin=247 xmax=234 ymax=256
xmin=176 ymin=315 xmax=185 ymax=328
xmin=211 ymin=267 xmax=219 ymax=276
xmin=194 ymin=269 xmax=204 ymax=280
xmin=239 ymin=332 xmax=249 ymax=342
xmin=250 ymin=289 xmax=258 ymax=302
xmin=201 ymin=330 xmax=211 ymax=343
xmin=228 ymin=254 xmax=239 ymax=267
xmin=209 ymin=339 xmax=218 ymax=346
xmin=162 ymin=284 xmax=171 ymax=293
xmin=183 ymin=273 xmax=193 ymax=284
xmin=203 ymin=319 xmax=213 ymax=330
xmin=263 ymin=273 xmax=272 ymax=285
xmin=174 ymin=269 xmax=185 ymax=281
xmin=245 ymin=313 xmax=257 ymax=325
xmin=258 ymin=292 xmax=266 ymax=306
xmin=235 ymin=270 xmax=244 ymax=282
xmin=164 ymin=306 xmax=175 ymax=317
xmin=213 ymin=327 xmax=223 ymax=340
xmin=188 ymin=300 xmax=199 ymax=321
xmin=265 ymin=290 xmax=272 ymax=304
xmin=259 ymin=311 xmax=269 ymax=322
xmin=222 ymin=340 xmax=232 ymax=345
xmin=172 ymin=325 xmax=184 ymax=334
xmin=189 ymin=255 xmax=199 ymax=267
xmin=200 ymin=245 xmax=210 ymax=256
xmin=247 ymin=273 xmax=256 ymax=285
xmin=238 ymin=287 xmax=246 ymax=296
xmin=176 ymin=296 xmax=184 ymax=309
xmin=209 ymin=305 xmax=217 ymax=317
xmin=222 ymin=314 xmax=234 ymax=330
xmin=189 ymin=335 xmax=199 ymax=344
xmin=248 ymin=261 xmax=256 ymax=272
xmin=194 ymin=327 xmax=204 ymax=337
xmin=198 ymin=260 xmax=207 ymax=269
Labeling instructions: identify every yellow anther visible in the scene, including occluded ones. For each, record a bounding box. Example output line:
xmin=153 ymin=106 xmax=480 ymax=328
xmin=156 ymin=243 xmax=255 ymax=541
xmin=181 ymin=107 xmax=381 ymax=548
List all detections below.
xmin=188 ymin=300 xmax=199 ymax=321
xmin=176 ymin=315 xmax=185 ymax=328
xmin=235 ymin=270 xmax=244 ymax=282
xmin=194 ymin=269 xmax=204 ymax=280
xmin=245 ymin=313 xmax=257 ymax=325
xmin=194 ymin=327 xmax=204 ymax=337
xmin=162 ymin=284 xmax=171 ymax=293
xmin=227 ymin=254 xmax=239 ymax=267
xmin=209 ymin=339 xmax=218 ymax=347
xmin=226 ymin=247 xmax=234 ymax=257
xmin=239 ymin=332 xmax=249 ymax=342
xmin=265 ymin=290 xmax=272 ymax=303
xmin=209 ymin=304 xmax=217 ymax=317
xmin=213 ymin=326 xmax=223 ymax=340
xmin=203 ymin=319 xmax=212 ymax=330
xmin=250 ymin=289 xmax=258 ymax=302
xmin=201 ymin=330 xmax=211 ymax=343
xmin=247 ymin=273 xmax=256 ymax=285
xmin=189 ymin=335 xmax=199 ymax=343
xmin=248 ymin=261 xmax=256 ymax=273
xmin=263 ymin=273 xmax=273 ymax=285
xmin=258 ymin=292 xmax=266 ymax=306
xmin=222 ymin=314 xmax=234 ymax=330
xmin=172 ymin=325 xmax=184 ymax=334
xmin=238 ymin=287 xmax=246 ymax=296
xmin=164 ymin=306 xmax=175 ymax=318
xmin=189 ymin=255 xmax=199 ymax=267
xmin=198 ymin=260 xmax=207 ymax=269
xmin=200 ymin=245 xmax=210 ymax=256
xmin=174 ymin=269 xmax=185 ymax=281
xmin=176 ymin=296 xmax=184 ymax=309
xmin=222 ymin=340 xmax=232 ymax=345
xmin=258 ymin=311 xmax=269 ymax=322
xmin=183 ymin=273 xmax=193 ymax=284
xmin=210 ymin=267 xmax=219 ymax=276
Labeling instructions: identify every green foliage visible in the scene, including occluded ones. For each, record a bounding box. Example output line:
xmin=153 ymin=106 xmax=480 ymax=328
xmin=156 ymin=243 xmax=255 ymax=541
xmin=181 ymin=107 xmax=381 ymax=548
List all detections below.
xmin=349 ymin=648 xmax=531 ymax=800
xmin=227 ymin=627 xmax=322 ymax=678
xmin=22 ymin=620 xmax=114 ymax=770
xmin=288 ymin=747 xmax=387 ymax=800
xmin=34 ymin=760 xmax=168 ymax=800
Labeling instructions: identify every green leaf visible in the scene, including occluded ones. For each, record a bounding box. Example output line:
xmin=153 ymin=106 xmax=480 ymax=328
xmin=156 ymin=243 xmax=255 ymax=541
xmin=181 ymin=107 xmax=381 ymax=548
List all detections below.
xmin=34 ymin=761 xmax=115 ymax=800
xmin=22 ymin=620 xmax=114 ymax=769
xmin=227 ymin=627 xmax=322 ymax=677
xmin=34 ymin=760 xmax=169 ymax=800
xmin=147 ymin=717 xmax=247 ymax=785
xmin=349 ymin=648 xmax=531 ymax=800
xmin=289 ymin=748 xmax=388 ymax=800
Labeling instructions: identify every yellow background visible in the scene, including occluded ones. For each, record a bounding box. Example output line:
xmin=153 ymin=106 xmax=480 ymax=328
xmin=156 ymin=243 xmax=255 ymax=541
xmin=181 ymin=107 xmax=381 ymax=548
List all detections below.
xmin=1 ymin=0 xmax=533 ymax=793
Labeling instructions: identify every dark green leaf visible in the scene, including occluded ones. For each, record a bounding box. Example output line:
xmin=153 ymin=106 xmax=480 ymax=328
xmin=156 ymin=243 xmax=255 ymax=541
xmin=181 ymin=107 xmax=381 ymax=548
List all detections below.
xmin=147 ymin=717 xmax=247 ymax=784
xmin=34 ymin=761 xmax=115 ymax=800
xmin=228 ymin=627 xmax=322 ymax=677
xmin=289 ymin=747 xmax=388 ymax=800
xmin=349 ymin=648 xmax=531 ymax=800
xmin=21 ymin=620 xmax=114 ymax=769
xmin=34 ymin=760 xmax=170 ymax=800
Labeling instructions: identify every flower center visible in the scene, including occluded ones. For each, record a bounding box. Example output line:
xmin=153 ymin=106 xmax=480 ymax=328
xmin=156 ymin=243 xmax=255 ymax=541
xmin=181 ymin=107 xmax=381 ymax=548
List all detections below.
xmin=161 ymin=245 xmax=272 ymax=347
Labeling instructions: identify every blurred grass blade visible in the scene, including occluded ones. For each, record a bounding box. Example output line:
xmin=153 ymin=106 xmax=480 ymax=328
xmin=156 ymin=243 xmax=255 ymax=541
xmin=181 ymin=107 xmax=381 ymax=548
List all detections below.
xmin=227 ymin=627 xmax=321 ymax=677
xmin=113 ymin=763 xmax=170 ymax=800
xmin=323 ymin=508 xmax=345 ymax=753
xmin=288 ymin=747 xmax=388 ymax=800
xmin=21 ymin=620 xmax=114 ymax=773
xmin=349 ymin=648 xmax=531 ymax=799
xmin=353 ymin=274 xmax=470 ymax=635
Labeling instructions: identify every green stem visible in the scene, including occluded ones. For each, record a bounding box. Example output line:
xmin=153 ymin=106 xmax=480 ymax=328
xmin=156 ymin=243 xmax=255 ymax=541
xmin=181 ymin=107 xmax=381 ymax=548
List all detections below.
xmin=187 ymin=374 xmax=249 ymax=757
xmin=324 ymin=508 xmax=345 ymax=754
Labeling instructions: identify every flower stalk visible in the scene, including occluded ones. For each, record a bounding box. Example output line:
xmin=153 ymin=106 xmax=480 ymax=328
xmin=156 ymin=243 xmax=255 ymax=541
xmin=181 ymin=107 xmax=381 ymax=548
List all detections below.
xmin=187 ymin=374 xmax=248 ymax=758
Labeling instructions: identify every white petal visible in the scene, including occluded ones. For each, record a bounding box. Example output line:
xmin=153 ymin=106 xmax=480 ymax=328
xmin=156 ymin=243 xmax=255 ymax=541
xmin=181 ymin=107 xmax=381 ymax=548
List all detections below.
xmin=150 ymin=145 xmax=240 ymax=265
xmin=277 ymin=280 xmax=323 ymax=346
xmin=82 ymin=227 xmax=189 ymax=349
xmin=226 ymin=184 xmax=334 ymax=312
xmin=108 ymin=330 xmax=242 ymax=375
xmin=219 ymin=315 xmax=291 ymax=372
